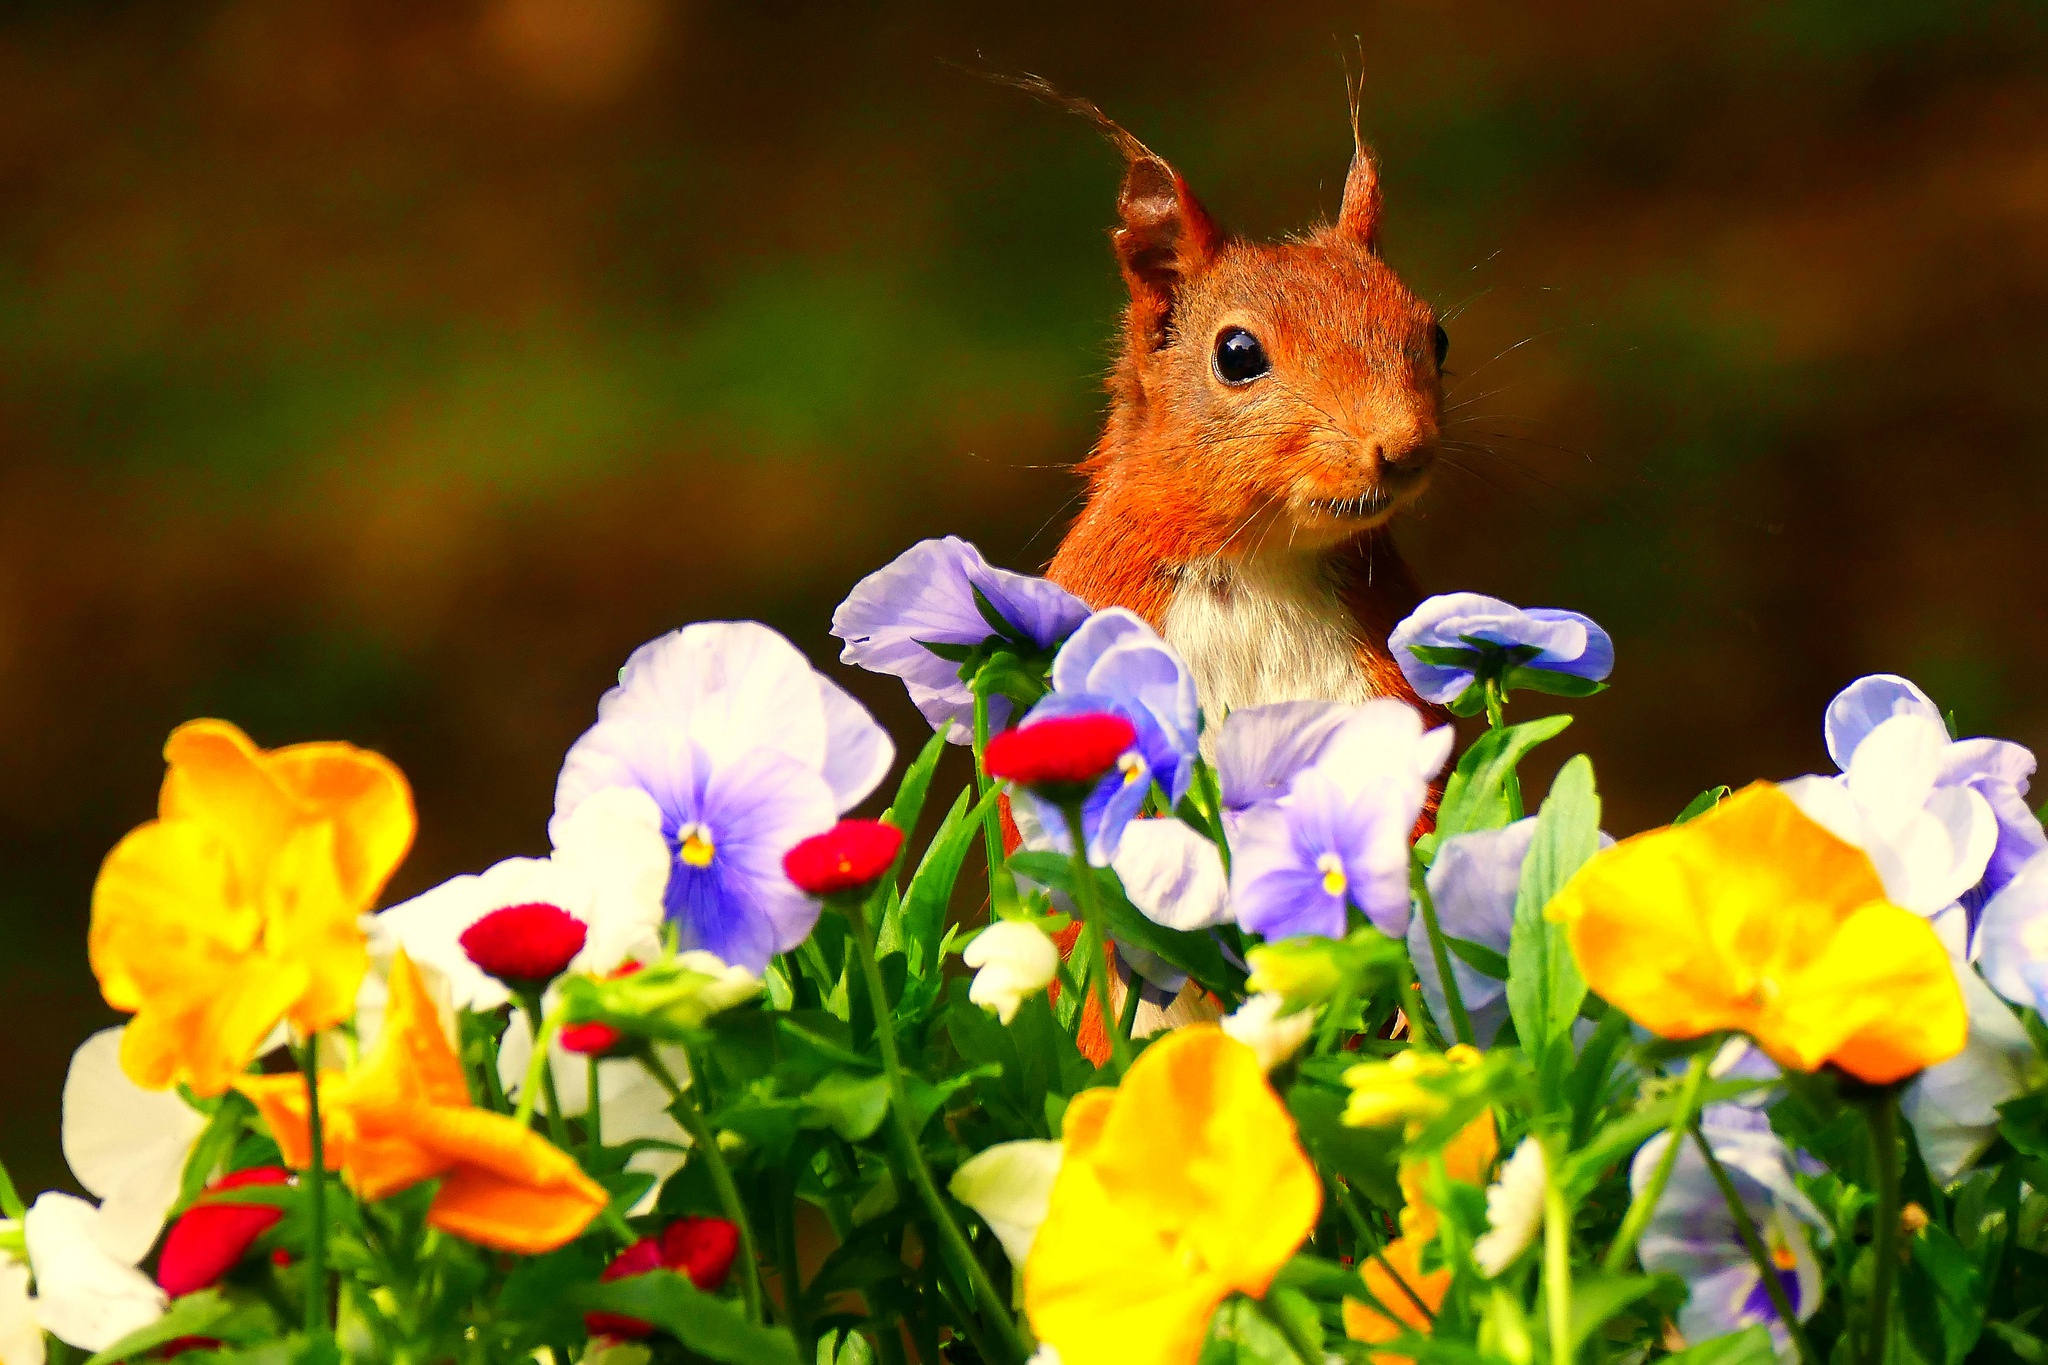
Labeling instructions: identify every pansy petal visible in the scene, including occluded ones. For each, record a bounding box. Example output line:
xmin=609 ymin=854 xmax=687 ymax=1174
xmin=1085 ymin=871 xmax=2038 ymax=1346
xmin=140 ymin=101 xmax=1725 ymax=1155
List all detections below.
xmin=1112 ymin=818 xmax=1231 ymax=931
xmin=24 ymin=1193 xmax=166 ymax=1352
xmin=598 ymin=623 xmax=829 ymax=780
xmin=1903 ymin=967 xmax=2037 ymax=1183
xmin=1824 ymin=674 xmax=1942 ymax=771
xmin=1213 ymin=701 xmax=1358 ymax=809
xmin=0 ymin=1254 xmax=43 ymax=1365
xmin=950 ymin=1140 xmax=1064 ymax=1268
xmin=1976 ymin=852 xmax=2048 ymax=1007
xmin=1770 ymin=902 xmax=1966 ymax=1081
xmin=812 ymin=673 xmax=896 ymax=812
xmin=60 ymin=1028 xmax=207 ymax=1264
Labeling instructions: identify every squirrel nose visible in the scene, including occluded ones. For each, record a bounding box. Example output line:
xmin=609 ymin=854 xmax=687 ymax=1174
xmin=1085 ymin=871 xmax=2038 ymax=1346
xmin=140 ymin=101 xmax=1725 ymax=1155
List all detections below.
xmin=1376 ymin=434 xmax=1436 ymax=470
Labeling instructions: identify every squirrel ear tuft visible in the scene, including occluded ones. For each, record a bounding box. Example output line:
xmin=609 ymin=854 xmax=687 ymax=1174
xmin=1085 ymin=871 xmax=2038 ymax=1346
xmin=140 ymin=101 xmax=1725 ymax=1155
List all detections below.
xmin=1113 ymin=154 xmax=1221 ymax=348
xmin=1336 ymin=142 xmax=1382 ymax=248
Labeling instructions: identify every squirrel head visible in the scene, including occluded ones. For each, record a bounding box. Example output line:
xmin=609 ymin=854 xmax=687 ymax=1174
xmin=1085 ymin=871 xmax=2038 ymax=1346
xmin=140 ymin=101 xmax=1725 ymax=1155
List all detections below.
xmin=1091 ymin=125 xmax=1444 ymax=557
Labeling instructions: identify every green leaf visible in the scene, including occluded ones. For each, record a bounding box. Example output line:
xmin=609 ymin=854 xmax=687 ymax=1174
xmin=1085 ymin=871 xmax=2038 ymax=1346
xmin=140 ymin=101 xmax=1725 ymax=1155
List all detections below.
xmin=1657 ymin=1325 xmax=1777 ymax=1365
xmin=1505 ymin=753 xmax=1600 ymax=1072
xmin=917 ymin=638 xmax=976 ymax=663
xmin=884 ymin=727 xmax=948 ymax=844
xmin=572 ymin=1271 xmax=802 ymax=1365
xmin=1566 ymin=1273 xmax=1663 ymax=1357
xmin=1675 ymin=785 xmax=1732 ymax=824
xmin=85 ymin=1290 xmax=275 ymax=1365
xmin=900 ymin=787 xmax=994 ymax=978
xmin=1904 ymin=1223 xmax=1989 ymax=1365
xmin=1007 ymin=849 xmax=1246 ymax=998
xmin=1503 ymin=666 xmax=1608 ymax=699
xmin=1444 ymin=934 xmax=1509 ymax=981
xmin=1434 ymin=714 xmax=1575 ymax=844
xmin=1406 ymin=644 xmax=1483 ymax=667
xmin=801 ymin=1071 xmax=894 ymax=1141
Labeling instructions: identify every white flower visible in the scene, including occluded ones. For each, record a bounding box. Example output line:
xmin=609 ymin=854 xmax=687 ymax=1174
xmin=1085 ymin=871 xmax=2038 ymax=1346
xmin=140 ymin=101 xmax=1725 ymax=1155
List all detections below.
xmin=497 ymin=1013 xmax=692 ymax=1216
xmin=948 ymin=1140 xmax=1064 ymax=1268
xmin=1025 ymin=1346 xmax=1063 ymax=1365
xmin=23 ymin=1193 xmax=165 ymax=1352
xmin=60 ymin=1027 xmax=207 ymax=1263
xmin=963 ymin=921 xmax=1060 ymax=1024
xmin=0 ymin=1245 xmax=42 ymax=1365
xmin=1472 ymin=1137 xmax=1547 ymax=1278
xmin=1902 ymin=967 xmax=2041 ymax=1183
xmin=1221 ymin=993 xmax=1315 ymax=1072
xmin=370 ymin=785 xmax=672 ymax=1011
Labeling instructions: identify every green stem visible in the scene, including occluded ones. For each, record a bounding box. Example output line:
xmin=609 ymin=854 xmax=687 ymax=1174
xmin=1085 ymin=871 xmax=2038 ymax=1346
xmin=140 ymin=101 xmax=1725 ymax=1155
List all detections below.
xmin=1058 ymin=798 xmax=1134 ymax=1072
xmin=1412 ymin=855 xmax=1476 ymax=1047
xmin=477 ymin=1023 xmax=510 ymax=1114
xmin=1694 ymin=1125 xmax=1815 ymax=1365
xmin=1484 ymin=677 xmax=1523 ymax=819
xmin=1334 ymin=1186 xmax=1436 ymax=1323
xmin=1603 ymin=1052 xmax=1712 ymax=1272
xmin=513 ymin=1009 xmax=562 ymax=1130
xmin=0 ymin=1155 xmax=24 ymax=1222
xmin=1255 ymin=1295 xmax=1324 ymax=1364
xmin=972 ymin=690 xmax=1017 ymax=918
xmin=295 ymin=1038 xmax=329 ymax=1337
xmin=1544 ymin=1153 xmax=1574 ymax=1365
xmin=1864 ymin=1089 xmax=1903 ymax=1365
xmin=1117 ymin=967 xmax=1144 ymax=1040
xmin=644 ymin=1051 xmax=771 ymax=1326
xmin=842 ymin=894 xmax=1030 ymax=1365
xmin=586 ymin=1057 xmax=603 ymax=1163
xmin=1195 ymin=759 xmax=1232 ymax=875
xmin=773 ymin=1171 xmax=810 ymax=1357
xmin=516 ymin=995 xmax=571 ymax=1146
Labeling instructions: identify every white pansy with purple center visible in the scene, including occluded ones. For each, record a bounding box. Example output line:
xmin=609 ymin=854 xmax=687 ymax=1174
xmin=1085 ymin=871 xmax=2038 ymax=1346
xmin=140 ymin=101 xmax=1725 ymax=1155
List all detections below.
xmin=1389 ymin=591 xmax=1613 ymax=707
xmin=553 ymin=621 xmax=895 ymax=973
xmin=830 ymin=536 xmax=1091 ymax=743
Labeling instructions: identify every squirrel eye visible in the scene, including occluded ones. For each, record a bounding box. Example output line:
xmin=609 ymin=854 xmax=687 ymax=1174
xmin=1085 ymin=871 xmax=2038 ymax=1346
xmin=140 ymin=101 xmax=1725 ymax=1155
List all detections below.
xmin=1432 ymin=323 xmax=1450 ymax=369
xmin=1213 ymin=327 xmax=1270 ymax=386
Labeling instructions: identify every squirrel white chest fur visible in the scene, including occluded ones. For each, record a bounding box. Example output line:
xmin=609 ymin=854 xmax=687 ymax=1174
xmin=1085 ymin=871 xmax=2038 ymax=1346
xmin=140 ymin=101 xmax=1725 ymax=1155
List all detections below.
xmin=1160 ymin=550 xmax=1384 ymax=723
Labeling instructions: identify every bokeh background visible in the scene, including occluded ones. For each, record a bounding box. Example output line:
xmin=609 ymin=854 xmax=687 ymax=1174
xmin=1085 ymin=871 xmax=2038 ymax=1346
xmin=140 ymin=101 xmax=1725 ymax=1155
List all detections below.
xmin=5 ymin=0 xmax=2046 ymax=1193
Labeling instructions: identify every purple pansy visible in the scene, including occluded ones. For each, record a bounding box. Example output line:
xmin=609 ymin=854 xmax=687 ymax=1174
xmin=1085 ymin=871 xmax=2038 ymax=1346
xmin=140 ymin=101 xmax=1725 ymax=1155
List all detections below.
xmin=1824 ymin=674 xmax=2045 ymax=907
xmin=553 ymin=622 xmax=895 ymax=972
xmin=1009 ymin=609 xmax=1200 ymax=866
xmin=1389 ymin=592 xmax=1614 ymax=707
xmin=1231 ymin=699 xmax=1451 ymax=941
xmin=830 ymin=536 xmax=1091 ymax=743
xmin=1635 ymin=1105 xmax=1824 ymax=1360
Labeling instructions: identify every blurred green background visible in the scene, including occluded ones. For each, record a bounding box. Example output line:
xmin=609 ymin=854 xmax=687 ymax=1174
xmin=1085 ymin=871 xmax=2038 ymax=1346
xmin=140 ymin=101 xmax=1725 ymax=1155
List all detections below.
xmin=4 ymin=0 xmax=2046 ymax=1194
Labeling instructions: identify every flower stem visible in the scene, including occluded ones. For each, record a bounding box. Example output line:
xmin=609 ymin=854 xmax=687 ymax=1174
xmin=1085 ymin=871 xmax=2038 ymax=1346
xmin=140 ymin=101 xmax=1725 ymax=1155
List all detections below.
xmin=1544 ymin=1153 xmax=1574 ymax=1365
xmin=972 ymin=691 xmax=1017 ymax=918
xmin=294 ymin=1037 xmax=329 ymax=1337
xmin=1483 ymin=677 xmax=1523 ymax=820
xmin=1412 ymin=854 xmax=1476 ymax=1047
xmin=644 ymin=1050 xmax=770 ymax=1326
xmin=1863 ymin=1088 xmax=1903 ymax=1365
xmin=513 ymin=1009 xmax=562 ymax=1131
xmin=1255 ymin=1294 xmax=1325 ymax=1364
xmin=841 ymin=893 xmax=1031 ymax=1365
xmin=586 ymin=1056 xmax=603 ymax=1163
xmin=1058 ymin=799 xmax=1134 ymax=1072
xmin=515 ymin=996 xmax=572 ymax=1148
xmin=1693 ymin=1125 xmax=1815 ymax=1365
xmin=1603 ymin=1051 xmax=1711 ymax=1272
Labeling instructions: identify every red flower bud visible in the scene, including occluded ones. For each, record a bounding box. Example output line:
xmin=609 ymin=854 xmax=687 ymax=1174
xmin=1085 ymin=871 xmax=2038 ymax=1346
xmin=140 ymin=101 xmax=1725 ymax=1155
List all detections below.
xmin=560 ymin=1022 xmax=624 ymax=1056
xmin=662 ymin=1215 xmax=740 ymax=1292
xmin=583 ymin=1237 xmax=668 ymax=1339
xmin=156 ymin=1166 xmax=291 ymax=1297
xmin=160 ymin=1339 xmax=225 ymax=1357
xmin=458 ymin=902 xmax=588 ymax=986
xmin=782 ymin=819 xmax=903 ymax=896
xmin=983 ymin=713 xmax=1137 ymax=791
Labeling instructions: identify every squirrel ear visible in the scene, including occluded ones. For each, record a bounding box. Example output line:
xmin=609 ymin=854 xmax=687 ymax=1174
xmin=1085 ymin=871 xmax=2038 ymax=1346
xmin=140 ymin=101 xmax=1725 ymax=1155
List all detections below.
xmin=1114 ymin=154 xmax=1221 ymax=347
xmin=1336 ymin=143 xmax=1382 ymax=248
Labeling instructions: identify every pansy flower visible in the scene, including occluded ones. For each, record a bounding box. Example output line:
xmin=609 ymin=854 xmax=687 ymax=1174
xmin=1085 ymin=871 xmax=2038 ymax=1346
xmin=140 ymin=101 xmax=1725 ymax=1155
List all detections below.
xmin=21 ymin=1191 xmax=167 ymax=1353
xmin=1635 ymin=1106 xmax=1824 ymax=1359
xmin=1389 ymin=592 xmax=1613 ymax=712
xmin=553 ymin=622 xmax=894 ymax=973
xmin=831 ymin=536 xmax=1091 ymax=742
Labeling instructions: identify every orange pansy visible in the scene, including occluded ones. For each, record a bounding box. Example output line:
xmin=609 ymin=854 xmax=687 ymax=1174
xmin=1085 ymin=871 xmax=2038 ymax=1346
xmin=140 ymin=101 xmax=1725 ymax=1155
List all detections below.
xmin=1343 ymin=1236 xmax=1450 ymax=1364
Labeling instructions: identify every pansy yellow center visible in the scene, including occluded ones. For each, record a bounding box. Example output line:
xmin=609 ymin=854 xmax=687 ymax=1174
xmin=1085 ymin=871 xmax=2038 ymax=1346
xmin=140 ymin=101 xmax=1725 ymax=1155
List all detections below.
xmin=678 ymin=823 xmax=716 ymax=868
xmin=1118 ymin=751 xmax=1146 ymax=786
xmin=1317 ymin=852 xmax=1347 ymax=898
xmin=1770 ymin=1237 xmax=1797 ymax=1271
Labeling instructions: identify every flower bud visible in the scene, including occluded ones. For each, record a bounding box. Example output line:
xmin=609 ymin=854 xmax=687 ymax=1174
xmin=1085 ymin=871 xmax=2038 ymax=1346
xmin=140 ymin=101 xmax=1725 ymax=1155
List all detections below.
xmin=984 ymin=713 xmax=1137 ymax=795
xmin=1220 ymin=993 xmax=1316 ymax=1072
xmin=1341 ymin=1045 xmax=1484 ymax=1128
xmin=584 ymin=1237 xmax=667 ymax=1339
xmin=458 ymin=902 xmax=588 ymax=988
xmin=558 ymin=950 xmax=761 ymax=1043
xmin=783 ymin=819 xmax=904 ymax=897
xmin=1244 ymin=938 xmax=1347 ymax=1006
xmin=156 ymin=1166 xmax=291 ymax=1297
xmin=583 ymin=1217 xmax=742 ymax=1339
xmin=963 ymin=920 xmax=1059 ymax=1024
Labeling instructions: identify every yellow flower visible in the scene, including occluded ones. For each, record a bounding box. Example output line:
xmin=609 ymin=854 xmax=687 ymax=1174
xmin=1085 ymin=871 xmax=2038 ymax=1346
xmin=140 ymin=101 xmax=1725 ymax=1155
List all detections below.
xmin=1397 ymin=1110 xmax=1498 ymax=1244
xmin=1342 ymin=1236 xmax=1449 ymax=1364
xmin=237 ymin=952 xmax=608 ymax=1254
xmin=90 ymin=720 xmax=414 ymax=1094
xmin=1341 ymin=1046 xmax=1483 ymax=1128
xmin=1547 ymin=782 xmax=1966 ymax=1084
xmin=1024 ymin=1027 xmax=1321 ymax=1365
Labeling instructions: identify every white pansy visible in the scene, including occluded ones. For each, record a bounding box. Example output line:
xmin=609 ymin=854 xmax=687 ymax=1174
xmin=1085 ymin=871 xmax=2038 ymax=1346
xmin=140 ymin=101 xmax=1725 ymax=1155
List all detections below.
xmin=1781 ymin=714 xmax=1995 ymax=917
xmin=60 ymin=1027 xmax=207 ymax=1264
xmin=23 ymin=1193 xmax=164 ymax=1352
xmin=497 ymin=1013 xmax=692 ymax=1215
xmin=370 ymin=785 xmax=672 ymax=1011
xmin=1473 ymin=1138 xmax=1547 ymax=1278
xmin=1221 ymin=993 xmax=1316 ymax=1072
xmin=1904 ymin=967 xmax=2042 ymax=1184
xmin=963 ymin=921 xmax=1059 ymax=1024
xmin=1111 ymin=818 xmax=1232 ymax=931
xmin=948 ymin=1140 xmax=1064 ymax=1268
xmin=0 ymin=1246 xmax=42 ymax=1365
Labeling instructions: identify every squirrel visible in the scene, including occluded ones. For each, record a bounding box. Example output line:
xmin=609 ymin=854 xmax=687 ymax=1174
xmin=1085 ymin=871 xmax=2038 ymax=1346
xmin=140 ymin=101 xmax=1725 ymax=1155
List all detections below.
xmin=1043 ymin=101 xmax=1443 ymax=725
xmin=1025 ymin=93 xmax=1447 ymax=1053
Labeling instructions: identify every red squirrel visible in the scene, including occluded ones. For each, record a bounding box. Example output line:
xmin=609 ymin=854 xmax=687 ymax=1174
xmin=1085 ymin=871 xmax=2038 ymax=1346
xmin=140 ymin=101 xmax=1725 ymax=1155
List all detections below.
xmin=1045 ymin=110 xmax=1442 ymax=723
xmin=1031 ymin=100 xmax=1447 ymax=1053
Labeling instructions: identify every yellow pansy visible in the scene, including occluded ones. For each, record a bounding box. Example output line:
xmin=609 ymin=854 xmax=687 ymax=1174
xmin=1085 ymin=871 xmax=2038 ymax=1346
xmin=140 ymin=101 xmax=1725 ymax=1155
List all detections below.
xmin=1397 ymin=1110 xmax=1498 ymax=1243
xmin=1547 ymin=782 xmax=1966 ymax=1084
xmin=90 ymin=720 xmax=414 ymax=1094
xmin=1342 ymin=1236 xmax=1449 ymax=1364
xmin=237 ymin=952 xmax=607 ymax=1254
xmin=1341 ymin=1045 xmax=1483 ymax=1128
xmin=1024 ymin=1027 xmax=1321 ymax=1365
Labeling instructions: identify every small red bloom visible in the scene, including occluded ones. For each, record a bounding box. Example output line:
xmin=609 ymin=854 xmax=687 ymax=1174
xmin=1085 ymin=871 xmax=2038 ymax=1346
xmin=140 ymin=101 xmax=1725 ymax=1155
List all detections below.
xmin=159 ymin=1339 xmax=225 ymax=1358
xmin=983 ymin=713 xmax=1137 ymax=790
xmin=582 ymin=1218 xmax=741 ymax=1338
xmin=459 ymin=902 xmax=588 ymax=985
xmin=156 ymin=1166 xmax=291 ymax=1297
xmin=782 ymin=819 xmax=904 ymax=896
xmin=560 ymin=1022 xmax=624 ymax=1056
